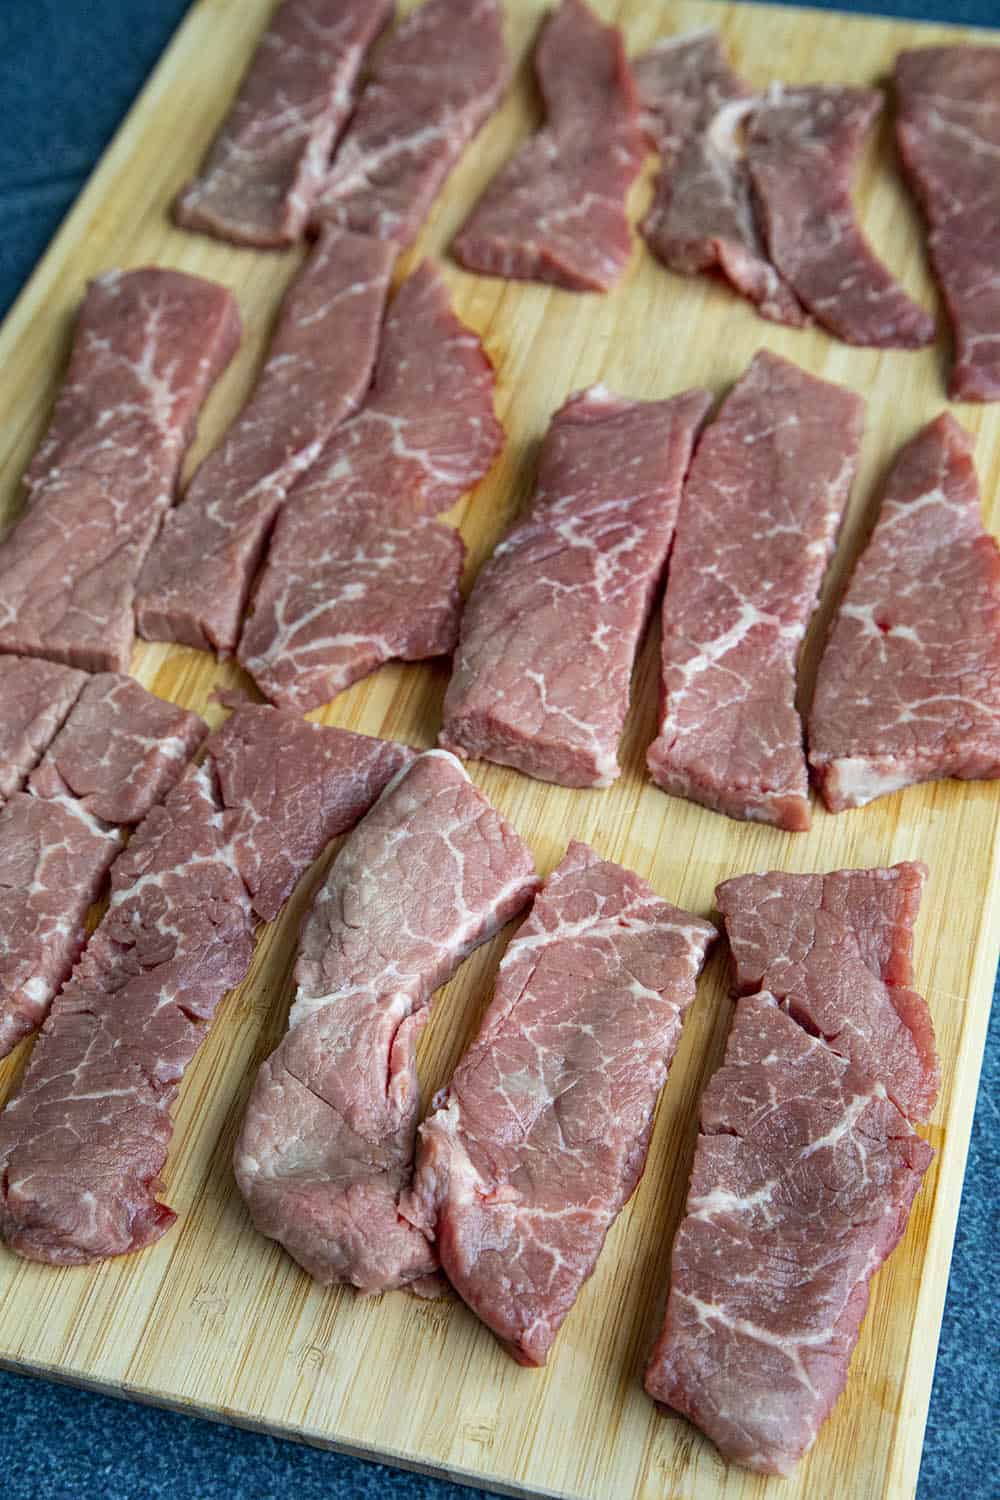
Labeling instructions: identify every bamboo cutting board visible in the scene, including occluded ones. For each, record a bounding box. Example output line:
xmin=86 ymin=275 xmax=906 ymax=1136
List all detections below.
xmin=0 ymin=2 xmax=997 ymax=1497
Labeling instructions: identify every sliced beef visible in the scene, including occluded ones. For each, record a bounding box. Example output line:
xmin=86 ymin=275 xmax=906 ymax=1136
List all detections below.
xmin=209 ymin=703 xmax=413 ymax=921
xmin=237 ymin=263 xmax=503 ymax=711
xmin=715 ymin=863 xmax=939 ymax=1122
xmin=405 ymin=840 xmax=716 ymax=1365
xmin=311 ymin=0 xmax=507 ymax=246
xmin=234 ymin=750 xmax=538 ymax=1294
xmin=810 ymin=415 xmax=1000 ymax=810
xmin=28 ymin=672 xmax=207 ymax=824
xmin=453 ymin=0 xmax=643 ymax=292
xmin=746 ymin=86 xmax=934 ymax=348
xmin=645 ymin=992 xmax=934 ymax=1475
xmin=647 ymin=350 xmax=864 ymax=830
xmin=441 ymin=385 xmax=711 ymax=787
xmin=896 ymin=47 xmax=1000 ymax=401
xmin=175 ymin=0 xmax=393 ymax=247
xmin=0 ymin=270 xmax=240 ymax=673
xmin=0 ymin=676 xmax=203 ymax=1062
xmin=0 ymin=658 xmax=86 ymax=805
xmin=635 ymin=33 xmax=805 ymax=326
xmin=0 ymin=708 xmax=416 ymax=1264
xmin=135 ymin=228 xmax=395 ymax=654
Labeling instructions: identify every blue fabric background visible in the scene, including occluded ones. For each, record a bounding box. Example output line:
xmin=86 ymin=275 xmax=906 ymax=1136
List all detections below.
xmin=0 ymin=2 xmax=996 ymax=1496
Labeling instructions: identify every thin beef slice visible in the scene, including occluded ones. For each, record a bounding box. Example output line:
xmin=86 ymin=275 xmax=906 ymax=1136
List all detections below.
xmin=234 ymin=750 xmax=538 ymax=1294
xmin=647 ymin=350 xmax=864 ymax=830
xmin=135 ymin=227 xmax=395 ymax=654
xmin=453 ymin=0 xmax=644 ymax=292
xmin=237 ymin=263 xmax=503 ymax=711
xmin=405 ymin=840 xmax=716 ymax=1365
xmin=311 ymin=0 xmax=507 ymax=246
xmin=441 ymin=385 xmax=711 ymax=787
xmin=0 ymin=658 xmax=86 ymax=805
xmin=175 ymin=0 xmax=394 ymax=247
xmin=810 ymin=414 xmax=1000 ymax=810
xmin=0 ymin=270 xmax=240 ymax=672
xmin=645 ymin=992 xmax=933 ymax=1475
xmin=896 ymin=46 xmax=1000 ymax=401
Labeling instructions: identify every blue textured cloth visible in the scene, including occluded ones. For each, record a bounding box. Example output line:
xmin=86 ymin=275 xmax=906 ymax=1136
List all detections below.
xmin=0 ymin=2 xmax=996 ymax=1497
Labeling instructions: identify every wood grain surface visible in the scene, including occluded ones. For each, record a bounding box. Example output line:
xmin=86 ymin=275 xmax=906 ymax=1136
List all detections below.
xmin=0 ymin=3 xmax=997 ymax=1498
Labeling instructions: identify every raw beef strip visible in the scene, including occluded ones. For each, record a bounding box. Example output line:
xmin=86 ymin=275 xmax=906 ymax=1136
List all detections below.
xmin=0 ymin=676 xmax=203 ymax=1061
xmin=0 ymin=708 xmax=414 ymax=1263
xmin=452 ymin=0 xmax=644 ymax=292
xmin=235 ymin=750 xmax=537 ymax=1294
xmin=405 ymin=840 xmax=716 ymax=1365
xmin=209 ymin=703 xmax=412 ymax=921
xmin=715 ymin=863 xmax=939 ymax=1122
xmin=635 ymin=33 xmax=805 ymax=327
xmin=896 ymin=47 xmax=1000 ymax=401
xmin=644 ymin=992 xmax=933 ymax=1475
xmin=135 ymin=228 xmax=395 ymax=654
xmin=238 ymin=263 xmax=503 ymax=711
xmin=746 ymin=86 xmax=934 ymax=348
xmin=28 ymin=673 xmax=207 ymax=824
xmin=0 ymin=658 xmax=85 ymax=804
xmin=441 ymin=385 xmax=711 ymax=787
xmin=0 ymin=792 xmax=123 ymax=1062
xmin=0 ymin=270 xmax=240 ymax=673
xmin=311 ymin=0 xmax=508 ymax=246
xmin=175 ymin=0 xmax=394 ymax=247
xmin=646 ymin=351 xmax=864 ymax=830
xmin=810 ymin=415 xmax=1000 ymax=810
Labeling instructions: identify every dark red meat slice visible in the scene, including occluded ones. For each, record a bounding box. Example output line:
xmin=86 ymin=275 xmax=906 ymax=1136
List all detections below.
xmin=441 ymin=384 xmax=711 ymax=787
xmin=234 ymin=750 xmax=538 ymax=1294
xmin=747 ymin=86 xmax=934 ymax=348
xmin=715 ymin=863 xmax=939 ymax=1123
xmin=311 ymin=0 xmax=507 ymax=246
xmin=645 ymin=992 xmax=934 ymax=1475
xmin=810 ymin=414 xmax=1000 ymax=810
xmin=237 ymin=263 xmax=503 ymax=711
xmin=0 ymin=270 xmax=240 ymax=672
xmin=0 ymin=658 xmax=86 ymax=805
xmin=453 ymin=0 xmax=643 ymax=292
xmin=0 ymin=708 xmax=416 ymax=1264
xmin=896 ymin=46 xmax=1000 ymax=401
xmin=175 ymin=0 xmax=394 ymax=247
xmin=635 ymin=33 xmax=805 ymax=326
xmin=28 ymin=673 xmax=206 ymax=825
xmin=405 ymin=840 xmax=716 ymax=1365
xmin=135 ymin=228 xmax=395 ymax=654
xmin=647 ymin=350 xmax=864 ymax=830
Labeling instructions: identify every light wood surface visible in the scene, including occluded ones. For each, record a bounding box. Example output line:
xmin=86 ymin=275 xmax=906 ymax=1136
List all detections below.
xmin=0 ymin=3 xmax=997 ymax=1497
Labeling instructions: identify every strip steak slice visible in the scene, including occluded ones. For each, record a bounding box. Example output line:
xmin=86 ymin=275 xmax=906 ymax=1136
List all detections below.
xmin=647 ymin=350 xmax=864 ymax=830
xmin=0 ymin=658 xmax=86 ymax=805
xmin=746 ymin=86 xmax=934 ymax=348
xmin=175 ymin=0 xmax=394 ymax=247
xmin=0 ymin=270 xmax=240 ymax=672
xmin=405 ymin=840 xmax=716 ymax=1364
xmin=453 ymin=0 xmax=643 ymax=292
xmin=896 ymin=46 xmax=1000 ymax=401
xmin=810 ymin=414 xmax=1000 ymax=810
xmin=135 ymin=228 xmax=395 ymax=654
xmin=644 ymin=992 xmax=934 ymax=1475
xmin=0 ymin=677 xmax=204 ymax=1061
xmin=311 ymin=0 xmax=507 ymax=246
xmin=635 ymin=33 xmax=805 ymax=326
xmin=234 ymin=750 xmax=537 ymax=1294
xmin=238 ymin=263 xmax=503 ymax=711
xmin=441 ymin=385 xmax=711 ymax=787
xmin=715 ymin=863 xmax=939 ymax=1123
xmin=0 ymin=708 xmax=415 ymax=1263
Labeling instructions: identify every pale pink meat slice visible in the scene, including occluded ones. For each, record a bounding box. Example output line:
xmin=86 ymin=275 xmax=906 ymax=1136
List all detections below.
xmin=0 ymin=658 xmax=86 ymax=805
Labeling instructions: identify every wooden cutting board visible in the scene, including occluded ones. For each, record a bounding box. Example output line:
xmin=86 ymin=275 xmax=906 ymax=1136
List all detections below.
xmin=0 ymin=2 xmax=997 ymax=1497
